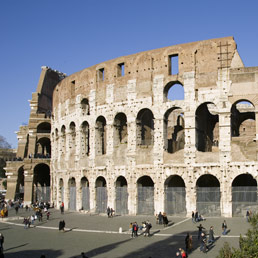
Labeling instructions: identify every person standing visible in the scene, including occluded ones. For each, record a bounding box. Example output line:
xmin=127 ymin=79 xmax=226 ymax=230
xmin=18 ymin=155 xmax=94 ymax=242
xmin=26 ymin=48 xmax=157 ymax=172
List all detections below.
xmin=185 ymin=233 xmax=190 ymax=253
xmin=107 ymin=207 xmax=110 ymax=218
xmin=246 ymin=210 xmax=250 ymax=222
xmin=158 ymin=212 xmax=163 ymax=225
xmin=195 ymin=211 xmax=199 ymax=222
xmin=192 ymin=211 xmax=195 ymax=223
xmin=200 ymin=232 xmax=207 ymax=253
xmin=0 ymin=233 xmax=4 ymax=255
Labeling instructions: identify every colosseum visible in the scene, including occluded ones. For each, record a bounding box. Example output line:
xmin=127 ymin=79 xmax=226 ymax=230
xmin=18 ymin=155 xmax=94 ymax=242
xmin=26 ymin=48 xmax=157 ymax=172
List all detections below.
xmin=5 ymin=36 xmax=258 ymax=217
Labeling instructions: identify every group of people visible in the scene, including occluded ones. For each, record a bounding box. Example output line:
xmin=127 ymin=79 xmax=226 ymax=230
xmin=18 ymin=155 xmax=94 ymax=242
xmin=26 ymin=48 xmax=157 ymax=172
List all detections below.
xmin=106 ymin=207 xmax=115 ymax=218
xmin=156 ymin=212 xmax=169 ymax=227
xmin=129 ymin=220 xmax=152 ymax=238
xmin=191 ymin=210 xmax=205 ymax=223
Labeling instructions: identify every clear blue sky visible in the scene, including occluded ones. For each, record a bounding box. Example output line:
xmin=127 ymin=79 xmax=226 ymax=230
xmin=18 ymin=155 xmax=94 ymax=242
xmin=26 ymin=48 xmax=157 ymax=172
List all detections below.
xmin=0 ymin=0 xmax=258 ymax=148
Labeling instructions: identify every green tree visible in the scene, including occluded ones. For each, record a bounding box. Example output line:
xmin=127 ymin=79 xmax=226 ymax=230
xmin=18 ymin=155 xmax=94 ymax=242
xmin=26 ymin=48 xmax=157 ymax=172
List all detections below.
xmin=217 ymin=213 xmax=258 ymax=258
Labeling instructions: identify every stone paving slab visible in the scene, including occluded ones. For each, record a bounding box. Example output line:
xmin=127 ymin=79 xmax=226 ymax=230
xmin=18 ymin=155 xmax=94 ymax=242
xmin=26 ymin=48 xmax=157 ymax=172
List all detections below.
xmin=0 ymin=208 xmax=252 ymax=257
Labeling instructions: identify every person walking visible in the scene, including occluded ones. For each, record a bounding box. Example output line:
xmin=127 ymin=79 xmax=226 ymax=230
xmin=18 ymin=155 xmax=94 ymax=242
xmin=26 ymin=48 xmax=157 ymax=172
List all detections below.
xmin=0 ymin=233 xmax=4 ymax=255
xmin=200 ymin=232 xmax=207 ymax=253
xmin=208 ymin=226 xmax=215 ymax=244
xmin=192 ymin=211 xmax=195 ymax=223
xmin=107 ymin=207 xmax=110 ymax=218
xmin=222 ymin=220 xmax=227 ymax=235
xmin=185 ymin=233 xmax=190 ymax=253
xmin=197 ymin=224 xmax=205 ymax=240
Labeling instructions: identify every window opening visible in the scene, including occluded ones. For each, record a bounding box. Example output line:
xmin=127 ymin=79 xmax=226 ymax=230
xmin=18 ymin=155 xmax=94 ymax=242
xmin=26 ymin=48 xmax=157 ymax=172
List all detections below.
xmin=98 ymin=68 xmax=104 ymax=81
xmin=117 ymin=63 xmax=125 ymax=77
xmin=169 ymin=54 xmax=178 ymax=75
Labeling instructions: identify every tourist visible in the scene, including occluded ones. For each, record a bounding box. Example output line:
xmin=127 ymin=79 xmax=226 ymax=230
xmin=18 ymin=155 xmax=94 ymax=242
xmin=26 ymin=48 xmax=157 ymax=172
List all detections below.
xmin=208 ymin=226 xmax=215 ymax=244
xmin=200 ymin=232 xmax=207 ymax=253
xmin=222 ymin=220 xmax=227 ymax=235
xmin=107 ymin=206 xmax=110 ymax=218
xmin=197 ymin=224 xmax=205 ymax=240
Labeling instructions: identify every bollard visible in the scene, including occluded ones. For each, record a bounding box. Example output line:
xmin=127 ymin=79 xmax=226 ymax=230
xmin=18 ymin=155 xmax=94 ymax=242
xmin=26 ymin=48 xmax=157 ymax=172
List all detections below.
xmin=119 ymin=227 xmax=122 ymax=233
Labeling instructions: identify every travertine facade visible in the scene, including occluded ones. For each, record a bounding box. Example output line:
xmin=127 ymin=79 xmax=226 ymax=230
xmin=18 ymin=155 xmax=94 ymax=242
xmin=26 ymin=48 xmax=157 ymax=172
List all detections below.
xmin=7 ymin=37 xmax=258 ymax=217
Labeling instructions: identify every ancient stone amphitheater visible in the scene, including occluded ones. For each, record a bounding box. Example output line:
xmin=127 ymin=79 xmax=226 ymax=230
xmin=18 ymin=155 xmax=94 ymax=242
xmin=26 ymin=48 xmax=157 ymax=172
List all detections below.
xmin=6 ymin=36 xmax=258 ymax=217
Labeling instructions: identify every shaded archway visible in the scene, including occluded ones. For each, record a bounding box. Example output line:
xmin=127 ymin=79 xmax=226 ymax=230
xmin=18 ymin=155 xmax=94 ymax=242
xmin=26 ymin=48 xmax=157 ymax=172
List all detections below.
xmin=69 ymin=122 xmax=76 ymax=155
xmin=37 ymin=122 xmax=51 ymax=133
xmin=33 ymin=163 xmax=50 ymax=202
xmin=15 ymin=166 xmax=24 ymax=200
xmin=81 ymin=121 xmax=90 ymax=156
xmin=115 ymin=176 xmax=128 ymax=215
xmin=164 ymin=175 xmax=186 ymax=215
xmin=59 ymin=178 xmax=64 ymax=203
xmin=164 ymin=108 xmax=185 ymax=153
xmin=137 ymin=176 xmax=154 ymax=215
xmin=81 ymin=177 xmax=90 ymax=211
xmin=95 ymin=176 xmax=107 ymax=213
xmin=136 ymin=109 xmax=154 ymax=146
xmin=68 ymin=177 xmax=76 ymax=210
xmin=95 ymin=116 xmax=107 ymax=155
xmin=35 ymin=137 xmax=51 ymax=158
xmin=232 ymin=174 xmax=258 ymax=216
xmin=114 ymin=113 xmax=127 ymax=146
xmin=61 ymin=125 xmax=66 ymax=156
xmin=81 ymin=98 xmax=90 ymax=115
xmin=196 ymin=174 xmax=221 ymax=216
xmin=195 ymin=102 xmax=219 ymax=152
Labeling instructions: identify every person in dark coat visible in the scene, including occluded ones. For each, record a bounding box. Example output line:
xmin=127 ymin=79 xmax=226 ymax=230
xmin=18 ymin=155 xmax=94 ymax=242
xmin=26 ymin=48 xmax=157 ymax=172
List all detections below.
xmin=185 ymin=232 xmax=190 ymax=253
xmin=197 ymin=224 xmax=205 ymax=240
xmin=208 ymin=226 xmax=215 ymax=244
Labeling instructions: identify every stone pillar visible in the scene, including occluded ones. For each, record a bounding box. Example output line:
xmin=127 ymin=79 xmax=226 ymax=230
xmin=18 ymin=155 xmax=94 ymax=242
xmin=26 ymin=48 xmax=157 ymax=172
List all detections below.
xmin=183 ymin=72 xmax=196 ymax=164
xmin=185 ymin=167 xmax=197 ymax=216
xmin=23 ymin=173 xmax=33 ymax=204
xmin=255 ymin=111 xmax=258 ymax=160
xmin=89 ymin=178 xmax=96 ymax=212
xmin=76 ymin=177 xmax=81 ymax=211
xmin=5 ymin=178 xmax=16 ymax=200
xmin=28 ymin=134 xmax=36 ymax=158
xmin=221 ymin=166 xmax=232 ymax=217
xmin=128 ymin=179 xmax=137 ymax=215
xmin=153 ymin=117 xmax=164 ymax=165
xmin=154 ymin=177 xmax=164 ymax=213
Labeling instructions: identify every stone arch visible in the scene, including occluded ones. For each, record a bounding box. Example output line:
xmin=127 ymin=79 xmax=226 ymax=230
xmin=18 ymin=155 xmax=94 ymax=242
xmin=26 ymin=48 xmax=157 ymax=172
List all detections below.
xmin=137 ymin=175 xmax=154 ymax=215
xmin=81 ymin=176 xmax=90 ymax=211
xmin=81 ymin=121 xmax=90 ymax=156
xmin=195 ymin=102 xmax=219 ymax=152
xmin=95 ymin=116 xmax=107 ymax=155
xmin=114 ymin=112 xmax=127 ymax=146
xmin=37 ymin=122 xmax=51 ymax=133
xmin=136 ymin=109 xmax=154 ymax=146
xmin=36 ymin=137 xmax=51 ymax=158
xmin=164 ymin=107 xmax=185 ymax=153
xmin=196 ymin=174 xmax=221 ymax=216
xmin=164 ymin=175 xmax=186 ymax=215
xmin=33 ymin=163 xmax=50 ymax=203
xmin=68 ymin=177 xmax=76 ymax=210
xmin=61 ymin=125 xmax=66 ymax=156
xmin=15 ymin=166 xmax=24 ymax=200
xmin=115 ymin=176 xmax=128 ymax=215
xmin=81 ymin=98 xmax=90 ymax=115
xmin=232 ymin=173 xmax=258 ymax=216
xmin=95 ymin=176 xmax=107 ymax=213
xmin=164 ymin=81 xmax=184 ymax=102
xmin=69 ymin=122 xmax=76 ymax=153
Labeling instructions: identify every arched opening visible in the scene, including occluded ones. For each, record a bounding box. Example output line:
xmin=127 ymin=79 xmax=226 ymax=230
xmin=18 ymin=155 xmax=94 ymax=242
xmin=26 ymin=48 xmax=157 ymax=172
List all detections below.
xmin=69 ymin=122 xmax=76 ymax=154
xmin=137 ymin=176 xmax=154 ymax=215
xmin=164 ymin=175 xmax=186 ymax=215
xmin=136 ymin=109 xmax=154 ymax=146
xmin=95 ymin=116 xmax=107 ymax=155
xmin=37 ymin=122 xmax=51 ymax=134
xmin=115 ymin=176 xmax=128 ymax=215
xmin=95 ymin=176 xmax=107 ymax=213
xmin=114 ymin=113 xmax=127 ymax=146
xmin=81 ymin=121 xmax=90 ymax=156
xmin=232 ymin=174 xmax=258 ymax=216
xmin=15 ymin=166 xmax=24 ymax=200
xmin=196 ymin=174 xmax=221 ymax=216
xmin=164 ymin=81 xmax=184 ymax=101
xmin=81 ymin=98 xmax=90 ymax=115
xmin=81 ymin=177 xmax=90 ymax=211
xmin=33 ymin=163 xmax=50 ymax=203
xmin=231 ymin=100 xmax=256 ymax=160
xmin=195 ymin=102 xmax=219 ymax=152
xmin=61 ymin=125 xmax=66 ymax=156
xmin=35 ymin=137 xmax=51 ymax=158
xmin=68 ymin=177 xmax=76 ymax=210
xmin=164 ymin=108 xmax=185 ymax=153
xmin=59 ymin=178 xmax=64 ymax=203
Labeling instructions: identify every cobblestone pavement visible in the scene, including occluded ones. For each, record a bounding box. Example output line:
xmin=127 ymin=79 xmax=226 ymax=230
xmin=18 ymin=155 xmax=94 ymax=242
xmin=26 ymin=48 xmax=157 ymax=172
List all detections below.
xmin=0 ymin=208 xmax=251 ymax=258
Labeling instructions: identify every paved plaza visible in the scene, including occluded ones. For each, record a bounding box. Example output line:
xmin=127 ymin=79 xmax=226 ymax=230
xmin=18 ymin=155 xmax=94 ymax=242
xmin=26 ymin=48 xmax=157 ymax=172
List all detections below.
xmin=0 ymin=208 xmax=251 ymax=258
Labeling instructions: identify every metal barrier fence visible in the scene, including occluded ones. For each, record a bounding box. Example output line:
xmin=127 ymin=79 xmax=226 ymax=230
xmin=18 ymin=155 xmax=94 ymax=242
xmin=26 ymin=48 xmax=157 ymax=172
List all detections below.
xmin=232 ymin=186 xmax=258 ymax=216
xmin=35 ymin=186 xmax=51 ymax=202
xmin=69 ymin=186 xmax=76 ymax=210
xmin=137 ymin=187 xmax=154 ymax=215
xmin=115 ymin=187 xmax=128 ymax=215
xmin=196 ymin=187 xmax=221 ymax=216
xmin=165 ymin=187 xmax=186 ymax=215
xmin=96 ymin=187 xmax=107 ymax=213
xmin=82 ymin=187 xmax=90 ymax=211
